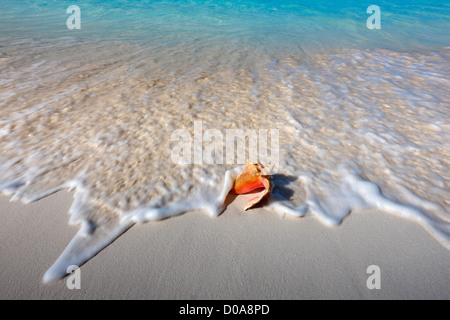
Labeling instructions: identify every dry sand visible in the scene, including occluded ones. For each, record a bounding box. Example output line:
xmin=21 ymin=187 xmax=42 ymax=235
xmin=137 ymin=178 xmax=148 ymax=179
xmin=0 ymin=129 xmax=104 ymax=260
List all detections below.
xmin=0 ymin=190 xmax=449 ymax=299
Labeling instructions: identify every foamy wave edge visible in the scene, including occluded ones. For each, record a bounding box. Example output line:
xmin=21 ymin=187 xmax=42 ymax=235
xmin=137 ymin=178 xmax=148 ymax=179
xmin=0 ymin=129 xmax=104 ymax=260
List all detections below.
xmin=1 ymin=165 xmax=449 ymax=283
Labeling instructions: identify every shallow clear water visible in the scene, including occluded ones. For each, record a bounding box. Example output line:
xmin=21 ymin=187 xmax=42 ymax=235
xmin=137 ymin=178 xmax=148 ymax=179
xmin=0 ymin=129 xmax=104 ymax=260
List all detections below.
xmin=0 ymin=0 xmax=449 ymax=281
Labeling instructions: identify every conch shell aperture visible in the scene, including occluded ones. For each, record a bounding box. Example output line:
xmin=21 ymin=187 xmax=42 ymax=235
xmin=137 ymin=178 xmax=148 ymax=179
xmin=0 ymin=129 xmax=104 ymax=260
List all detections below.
xmin=233 ymin=160 xmax=272 ymax=210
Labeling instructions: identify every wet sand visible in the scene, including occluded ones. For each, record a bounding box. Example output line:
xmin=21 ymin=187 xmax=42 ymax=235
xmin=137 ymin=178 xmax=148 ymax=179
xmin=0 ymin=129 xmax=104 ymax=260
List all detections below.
xmin=0 ymin=191 xmax=449 ymax=299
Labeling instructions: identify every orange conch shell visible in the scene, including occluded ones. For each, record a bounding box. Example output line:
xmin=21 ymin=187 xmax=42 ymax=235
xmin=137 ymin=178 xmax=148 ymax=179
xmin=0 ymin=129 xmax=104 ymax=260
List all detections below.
xmin=233 ymin=160 xmax=272 ymax=210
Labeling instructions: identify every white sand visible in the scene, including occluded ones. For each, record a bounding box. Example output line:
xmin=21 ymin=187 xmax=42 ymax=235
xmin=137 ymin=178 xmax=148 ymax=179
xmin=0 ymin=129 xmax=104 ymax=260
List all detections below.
xmin=0 ymin=191 xmax=449 ymax=299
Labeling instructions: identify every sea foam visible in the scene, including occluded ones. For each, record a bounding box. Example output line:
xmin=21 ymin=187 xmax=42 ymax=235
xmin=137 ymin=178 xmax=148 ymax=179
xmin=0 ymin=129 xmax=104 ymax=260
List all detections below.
xmin=0 ymin=35 xmax=449 ymax=282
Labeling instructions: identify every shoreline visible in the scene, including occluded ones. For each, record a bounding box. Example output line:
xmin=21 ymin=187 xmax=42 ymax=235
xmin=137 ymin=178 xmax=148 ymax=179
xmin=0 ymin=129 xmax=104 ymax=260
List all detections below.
xmin=0 ymin=191 xmax=449 ymax=299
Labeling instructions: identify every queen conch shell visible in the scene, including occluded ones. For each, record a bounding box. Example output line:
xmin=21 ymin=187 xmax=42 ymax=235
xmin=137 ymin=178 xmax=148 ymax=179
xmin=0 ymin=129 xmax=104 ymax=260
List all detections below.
xmin=233 ymin=160 xmax=272 ymax=210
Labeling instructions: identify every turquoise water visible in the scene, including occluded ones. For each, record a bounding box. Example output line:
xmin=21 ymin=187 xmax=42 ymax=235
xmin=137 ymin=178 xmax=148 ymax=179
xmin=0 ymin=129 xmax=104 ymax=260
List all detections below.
xmin=1 ymin=0 xmax=449 ymax=51
xmin=1 ymin=1 xmax=449 ymax=282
